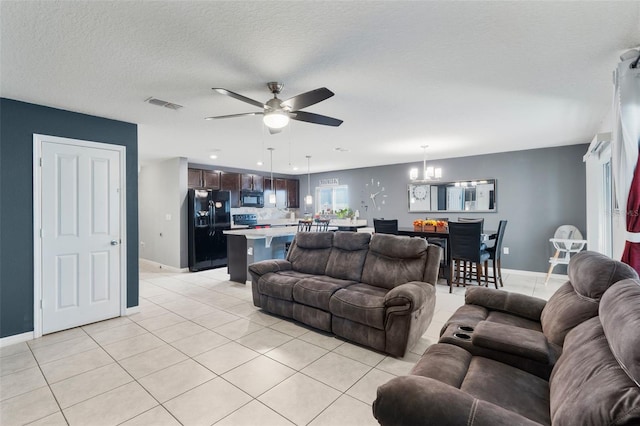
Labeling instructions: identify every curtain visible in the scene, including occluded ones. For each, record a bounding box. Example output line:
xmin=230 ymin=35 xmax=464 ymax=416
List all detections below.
xmin=612 ymin=53 xmax=640 ymax=271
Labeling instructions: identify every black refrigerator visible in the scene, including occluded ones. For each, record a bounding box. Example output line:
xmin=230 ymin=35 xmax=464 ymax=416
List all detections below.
xmin=188 ymin=189 xmax=231 ymax=271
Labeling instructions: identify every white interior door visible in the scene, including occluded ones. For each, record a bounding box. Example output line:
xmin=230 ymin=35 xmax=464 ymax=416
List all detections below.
xmin=39 ymin=139 xmax=122 ymax=334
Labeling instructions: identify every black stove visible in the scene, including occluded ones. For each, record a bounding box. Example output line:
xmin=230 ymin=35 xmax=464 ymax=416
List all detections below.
xmin=233 ymin=214 xmax=272 ymax=228
xmin=233 ymin=214 xmax=258 ymax=226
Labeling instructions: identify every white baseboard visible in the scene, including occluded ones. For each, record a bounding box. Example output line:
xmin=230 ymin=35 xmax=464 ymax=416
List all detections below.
xmin=139 ymin=258 xmax=188 ymax=273
xmin=125 ymin=306 xmax=141 ymax=315
xmin=501 ymin=268 xmax=567 ymax=280
xmin=0 ymin=331 xmax=34 ymax=348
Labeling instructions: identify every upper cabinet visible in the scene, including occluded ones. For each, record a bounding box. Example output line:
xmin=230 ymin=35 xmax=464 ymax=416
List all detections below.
xmin=265 ymin=177 xmax=299 ymax=208
xmin=188 ymin=168 xmax=220 ymax=189
xmin=220 ymin=172 xmax=241 ymax=208
xmin=286 ymin=179 xmax=299 ymax=208
xmin=190 ymin=167 xmax=297 ymax=209
xmin=241 ymin=174 xmax=264 ymax=192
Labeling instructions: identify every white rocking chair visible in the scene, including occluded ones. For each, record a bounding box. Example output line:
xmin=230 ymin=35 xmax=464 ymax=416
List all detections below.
xmin=545 ymin=225 xmax=587 ymax=285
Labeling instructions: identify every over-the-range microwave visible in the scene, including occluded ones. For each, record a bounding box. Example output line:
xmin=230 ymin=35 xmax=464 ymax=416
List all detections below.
xmin=241 ymin=190 xmax=264 ymax=207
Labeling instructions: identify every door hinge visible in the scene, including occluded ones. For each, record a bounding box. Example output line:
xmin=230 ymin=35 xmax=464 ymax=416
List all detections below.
xmin=39 ymin=229 xmax=42 ymax=238
xmin=40 ymin=299 xmax=43 ymax=309
xmin=39 ymin=157 xmax=42 ymax=167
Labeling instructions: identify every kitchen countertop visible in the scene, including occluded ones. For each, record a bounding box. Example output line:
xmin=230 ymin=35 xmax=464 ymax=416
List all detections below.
xmin=224 ymin=227 xmax=299 ymax=239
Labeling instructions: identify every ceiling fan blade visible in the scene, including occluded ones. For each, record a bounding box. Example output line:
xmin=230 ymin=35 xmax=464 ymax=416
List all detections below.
xmin=281 ymin=87 xmax=334 ymax=111
xmin=268 ymin=127 xmax=283 ymax=135
xmin=291 ymin=111 xmax=343 ymax=127
xmin=212 ymin=88 xmax=265 ymax=109
xmin=205 ymin=112 xmax=263 ymax=120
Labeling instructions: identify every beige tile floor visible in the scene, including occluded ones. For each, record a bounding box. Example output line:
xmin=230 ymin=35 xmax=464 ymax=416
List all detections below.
xmin=0 ymin=265 xmax=565 ymax=426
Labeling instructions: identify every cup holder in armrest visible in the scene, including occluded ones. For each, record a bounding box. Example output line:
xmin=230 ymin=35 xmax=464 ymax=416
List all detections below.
xmin=458 ymin=326 xmax=474 ymax=333
xmin=453 ymin=333 xmax=471 ymax=340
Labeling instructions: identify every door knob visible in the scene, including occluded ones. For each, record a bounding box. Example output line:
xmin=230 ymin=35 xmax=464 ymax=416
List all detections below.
xmin=110 ymin=240 xmax=119 ymax=246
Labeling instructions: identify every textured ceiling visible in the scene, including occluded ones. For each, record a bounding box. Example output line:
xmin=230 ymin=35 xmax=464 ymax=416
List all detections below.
xmin=1 ymin=1 xmax=639 ymax=174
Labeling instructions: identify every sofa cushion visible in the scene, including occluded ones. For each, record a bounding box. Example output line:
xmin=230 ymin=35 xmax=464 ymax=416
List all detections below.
xmin=325 ymin=232 xmax=371 ymax=281
xmin=361 ymin=234 xmax=428 ymax=290
xmin=411 ymin=343 xmax=550 ymax=425
xmin=472 ymin=321 xmax=550 ymax=363
xmin=461 ymin=356 xmax=551 ymax=425
xmin=288 ymin=232 xmax=334 ymax=275
xmin=258 ymin=272 xmax=305 ymax=301
xmin=600 ymin=278 xmax=640 ymax=387
xmin=550 ymin=317 xmax=640 ymax=425
xmin=541 ymin=250 xmax=638 ymax=347
xmin=293 ymin=276 xmax=356 ymax=310
xmin=485 ymin=311 xmax=543 ymax=332
xmin=329 ymin=283 xmax=388 ymax=329
xmin=549 ymin=280 xmax=640 ymax=425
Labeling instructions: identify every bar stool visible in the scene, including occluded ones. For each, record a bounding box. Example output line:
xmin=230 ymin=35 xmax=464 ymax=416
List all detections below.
xmin=314 ymin=219 xmax=330 ymax=232
xmin=448 ymin=221 xmax=491 ymax=293
xmin=486 ymin=220 xmax=508 ymax=287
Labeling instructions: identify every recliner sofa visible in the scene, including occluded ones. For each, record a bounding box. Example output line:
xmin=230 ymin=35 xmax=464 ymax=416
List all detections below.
xmin=439 ymin=250 xmax=638 ymax=378
xmin=373 ymin=278 xmax=640 ymax=425
xmin=248 ymin=231 xmax=441 ymax=357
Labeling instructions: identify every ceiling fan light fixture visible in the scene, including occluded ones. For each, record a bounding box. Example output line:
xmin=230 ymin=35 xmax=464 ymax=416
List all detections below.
xmin=263 ymin=110 xmax=290 ymax=129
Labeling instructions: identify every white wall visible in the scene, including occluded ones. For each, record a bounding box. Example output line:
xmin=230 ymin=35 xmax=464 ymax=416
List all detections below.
xmin=139 ymin=157 xmax=187 ymax=269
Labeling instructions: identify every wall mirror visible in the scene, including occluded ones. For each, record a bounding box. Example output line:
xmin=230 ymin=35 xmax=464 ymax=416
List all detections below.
xmin=408 ymin=179 xmax=496 ymax=212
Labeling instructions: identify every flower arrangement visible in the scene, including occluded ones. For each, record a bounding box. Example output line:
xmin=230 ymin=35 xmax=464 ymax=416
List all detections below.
xmin=414 ymin=219 xmax=448 ymax=232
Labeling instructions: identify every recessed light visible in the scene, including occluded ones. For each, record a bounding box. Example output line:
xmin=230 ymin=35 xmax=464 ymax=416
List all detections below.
xmin=209 ymin=154 xmax=218 ymax=159
xmin=292 ymin=166 xmax=299 ymax=171
xmin=257 ymin=161 xmax=263 ymax=166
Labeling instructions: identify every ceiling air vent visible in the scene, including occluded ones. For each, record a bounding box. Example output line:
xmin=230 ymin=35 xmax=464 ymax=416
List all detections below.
xmin=145 ymin=97 xmax=183 ymax=110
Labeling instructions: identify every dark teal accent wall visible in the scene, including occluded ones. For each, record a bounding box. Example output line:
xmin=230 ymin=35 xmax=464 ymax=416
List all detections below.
xmin=0 ymin=98 xmax=139 ymax=338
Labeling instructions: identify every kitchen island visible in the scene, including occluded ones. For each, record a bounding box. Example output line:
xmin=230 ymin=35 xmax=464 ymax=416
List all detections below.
xmin=224 ymin=220 xmax=368 ymax=283
xmin=224 ymin=228 xmax=297 ymax=283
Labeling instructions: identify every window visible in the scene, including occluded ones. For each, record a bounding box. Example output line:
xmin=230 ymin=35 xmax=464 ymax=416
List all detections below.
xmin=315 ymin=185 xmax=349 ymax=214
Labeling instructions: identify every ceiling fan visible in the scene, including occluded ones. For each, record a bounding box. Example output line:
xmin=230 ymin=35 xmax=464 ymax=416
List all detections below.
xmin=205 ymin=82 xmax=343 ymax=134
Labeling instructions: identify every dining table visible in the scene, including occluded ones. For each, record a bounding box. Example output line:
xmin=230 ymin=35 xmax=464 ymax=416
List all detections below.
xmin=397 ymin=227 xmax=497 ymax=286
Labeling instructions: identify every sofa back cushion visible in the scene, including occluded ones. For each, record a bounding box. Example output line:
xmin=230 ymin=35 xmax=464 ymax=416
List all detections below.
xmin=361 ymin=234 xmax=427 ymax=290
xmin=540 ymin=251 xmax=638 ymax=347
xmin=288 ymin=232 xmax=334 ymax=275
xmin=325 ymin=232 xmax=371 ymax=281
xmin=549 ymin=279 xmax=640 ymax=425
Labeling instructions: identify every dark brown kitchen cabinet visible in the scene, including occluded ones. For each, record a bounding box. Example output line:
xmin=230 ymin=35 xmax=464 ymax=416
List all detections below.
xmin=275 ymin=178 xmax=287 ymax=208
xmin=286 ymin=179 xmax=299 ymax=208
xmin=264 ymin=178 xmax=299 ymax=208
xmin=220 ymin=172 xmax=241 ymax=207
xmin=241 ymin=174 xmax=264 ymax=191
xmin=188 ymin=168 xmax=220 ymax=189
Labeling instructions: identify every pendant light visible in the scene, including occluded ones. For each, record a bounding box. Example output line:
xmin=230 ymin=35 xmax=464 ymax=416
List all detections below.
xmin=268 ymin=148 xmax=277 ymax=205
xmin=409 ymin=145 xmax=442 ymax=181
xmin=305 ymin=155 xmax=313 ymax=206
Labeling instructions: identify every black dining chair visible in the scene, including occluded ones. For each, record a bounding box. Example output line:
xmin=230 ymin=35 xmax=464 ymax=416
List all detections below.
xmin=458 ymin=217 xmax=484 ymax=232
xmin=314 ymin=219 xmax=330 ymax=232
xmin=448 ymin=221 xmax=491 ymax=293
xmin=373 ymin=219 xmax=398 ymax=235
xmin=486 ymin=220 xmax=508 ymax=287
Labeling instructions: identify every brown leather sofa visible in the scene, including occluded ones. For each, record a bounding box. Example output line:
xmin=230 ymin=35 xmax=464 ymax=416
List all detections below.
xmin=248 ymin=231 xmax=441 ymax=357
xmin=439 ymin=250 xmax=638 ymax=378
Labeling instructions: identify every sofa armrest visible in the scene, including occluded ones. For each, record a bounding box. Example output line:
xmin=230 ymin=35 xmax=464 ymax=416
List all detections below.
xmin=373 ymin=375 xmax=541 ymax=426
xmin=384 ymin=282 xmax=429 ymax=312
xmin=472 ymin=321 xmax=550 ymax=363
xmin=465 ymin=287 xmax=547 ymax=321
xmin=247 ymin=259 xmax=292 ymax=277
